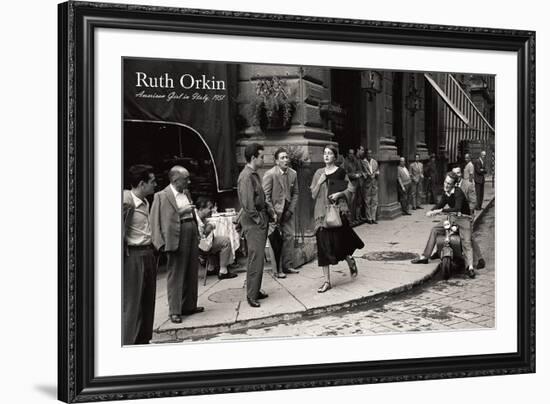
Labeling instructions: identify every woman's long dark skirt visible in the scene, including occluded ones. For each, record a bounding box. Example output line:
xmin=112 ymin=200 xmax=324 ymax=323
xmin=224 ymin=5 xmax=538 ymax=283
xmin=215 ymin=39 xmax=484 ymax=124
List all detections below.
xmin=316 ymin=215 xmax=364 ymax=267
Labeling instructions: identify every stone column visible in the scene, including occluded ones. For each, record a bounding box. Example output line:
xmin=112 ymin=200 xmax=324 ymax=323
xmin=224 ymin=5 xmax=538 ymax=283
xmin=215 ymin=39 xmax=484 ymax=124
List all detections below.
xmin=374 ymin=71 xmax=401 ymax=220
xmin=235 ymin=65 xmax=336 ymax=267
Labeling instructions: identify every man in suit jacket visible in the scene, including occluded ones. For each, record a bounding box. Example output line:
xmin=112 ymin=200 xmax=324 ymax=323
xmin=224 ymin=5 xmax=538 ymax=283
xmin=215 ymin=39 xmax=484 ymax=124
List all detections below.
xmin=360 ymin=148 xmax=379 ymax=224
xmin=452 ymin=167 xmax=486 ymax=269
xmin=424 ymin=153 xmax=437 ymax=204
xmin=123 ymin=165 xmax=157 ymax=344
xmin=473 ymin=151 xmax=487 ymax=210
xmin=409 ymin=153 xmax=424 ymax=210
xmin=342 ymin=148 xmax=363 ymax=221
xmin=150 ymin=166 xmax=203 ymax=324
xmin=263 ymin=147 xmax=300 ymax=278
xmin=238 ymin=143 xmax=274 ymax=308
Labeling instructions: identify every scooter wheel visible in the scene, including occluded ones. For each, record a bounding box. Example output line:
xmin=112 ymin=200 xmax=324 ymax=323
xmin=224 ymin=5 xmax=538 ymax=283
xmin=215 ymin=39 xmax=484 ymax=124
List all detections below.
xmin=441 ymin=257 xmax=452 ymax=280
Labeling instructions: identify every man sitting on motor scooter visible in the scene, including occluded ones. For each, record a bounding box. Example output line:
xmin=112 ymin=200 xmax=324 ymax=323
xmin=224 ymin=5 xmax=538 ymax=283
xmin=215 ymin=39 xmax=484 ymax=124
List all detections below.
xmin=411 ymin=171 xmax=476 ymax=279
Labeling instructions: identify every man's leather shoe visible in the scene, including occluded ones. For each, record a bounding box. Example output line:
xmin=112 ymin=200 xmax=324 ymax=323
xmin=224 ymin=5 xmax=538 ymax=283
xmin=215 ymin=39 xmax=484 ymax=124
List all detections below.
xmin=257 ymin=290 xmax=269 ymax=300
xmin=218 ymin=272 xmax=238 ymax=280
xmin=247 ymin=298 xmax=261 ymax=308
xmin=275 ymin=272 xmax=287 ymax=279
xmin=467 ymin=269 xmax=476 ymax=279
xmin=181 ymin=306 xmax=204 ymax=316
xmin=170 ymin=314 xmax=182 ymax=323
xmin=403 ymin=211 xmax=412 ymax=215
xmin=411 ymin=257 xmax=429 ymax=264
xmin=372 ymin=220 xmax=378 ymax=224
xmin=476 ymin=259 xmax=486 ymax=269
xmin=416 ymin=206 xmax=423 ymax=209
xmin=282 ymin=268 xmax=299 ymax=274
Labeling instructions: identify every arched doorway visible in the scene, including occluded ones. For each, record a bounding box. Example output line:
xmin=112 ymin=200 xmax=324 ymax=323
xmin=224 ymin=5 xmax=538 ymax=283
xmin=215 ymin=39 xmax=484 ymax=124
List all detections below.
xmin=123 ymin=121 xmax=217 ymax=202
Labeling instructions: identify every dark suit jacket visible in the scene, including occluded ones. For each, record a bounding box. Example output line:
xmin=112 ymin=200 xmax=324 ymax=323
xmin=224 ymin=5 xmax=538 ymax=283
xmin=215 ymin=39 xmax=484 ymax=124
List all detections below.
xmin=237 ymin=165 xmax=270 ymax=229
xmin=150 ymin=185 xmax=194 ymax=252
xmin=262 ymin=166 xmax=299 ymax=219
xmin=473 ymin=158 xmax=487 ymax=184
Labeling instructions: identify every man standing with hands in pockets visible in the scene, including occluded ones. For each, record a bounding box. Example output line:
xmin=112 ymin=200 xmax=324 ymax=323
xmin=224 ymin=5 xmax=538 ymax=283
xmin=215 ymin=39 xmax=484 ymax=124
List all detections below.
xmin=237 ymin=143 xmax=274 ymax=308
xmin=151 ymin=166 xmax=203 ymax=324
xmin=263 ymin=147 xmax=300 ymax=278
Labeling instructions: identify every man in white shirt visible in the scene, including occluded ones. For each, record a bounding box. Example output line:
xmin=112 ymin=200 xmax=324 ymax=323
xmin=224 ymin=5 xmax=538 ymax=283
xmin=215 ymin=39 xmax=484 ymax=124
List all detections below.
xmin=463 ymin=153 xmax=475 ymax=183
xmin=195 ymin=197 xmax=237 ymax=280
xmin=123 ymin=164 xmax=157 ymax=344
xmin=151 ymin=166 xmax=203 ymax=324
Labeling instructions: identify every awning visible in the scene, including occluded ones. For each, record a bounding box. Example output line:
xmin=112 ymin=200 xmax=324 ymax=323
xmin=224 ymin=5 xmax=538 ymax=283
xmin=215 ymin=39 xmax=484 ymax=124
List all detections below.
xmin=123 ymin=58 xmax=237 ymax=192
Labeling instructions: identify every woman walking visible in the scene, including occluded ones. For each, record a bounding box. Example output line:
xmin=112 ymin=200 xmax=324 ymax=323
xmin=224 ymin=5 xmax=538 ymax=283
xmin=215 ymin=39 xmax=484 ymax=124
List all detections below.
xmin=310 ymin=145 xmax=365 ymax=293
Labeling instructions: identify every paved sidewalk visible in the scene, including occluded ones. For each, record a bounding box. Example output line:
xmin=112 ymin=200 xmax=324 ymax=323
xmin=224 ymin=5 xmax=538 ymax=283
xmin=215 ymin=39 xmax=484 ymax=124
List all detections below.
xmin=152 ymin=184 xmax=495 ymax=343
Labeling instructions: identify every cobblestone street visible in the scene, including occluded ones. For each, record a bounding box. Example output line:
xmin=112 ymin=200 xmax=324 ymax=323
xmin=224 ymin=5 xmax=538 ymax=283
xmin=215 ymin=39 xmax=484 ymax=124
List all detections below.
xmin=204 ymin=205 xmax=495 ymax=340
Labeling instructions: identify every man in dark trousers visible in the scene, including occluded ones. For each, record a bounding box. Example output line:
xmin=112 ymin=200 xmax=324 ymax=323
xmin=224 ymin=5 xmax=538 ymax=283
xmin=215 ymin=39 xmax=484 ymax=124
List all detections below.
xmin=151 ymin=166 xmax=203 ymax=324
xmin=342 ymin=148 xmax=363 ymax=222
xmin=237 ymin=143 xmax=274 ymax=308
xmin=411 ymin=171 xmax=477 ymax=279
xmin=424 ymin=153 xmax=437 ymax=204
xmin=473 ymin=150 xmax=487 ymax=210
xmin=123 ymin=164 xmax=157 ymax=345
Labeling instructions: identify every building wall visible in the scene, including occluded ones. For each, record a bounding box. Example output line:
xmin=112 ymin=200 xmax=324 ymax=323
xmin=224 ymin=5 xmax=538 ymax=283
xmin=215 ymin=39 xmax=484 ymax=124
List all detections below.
xmin=234 ymin=66 xmax=436 ymax=267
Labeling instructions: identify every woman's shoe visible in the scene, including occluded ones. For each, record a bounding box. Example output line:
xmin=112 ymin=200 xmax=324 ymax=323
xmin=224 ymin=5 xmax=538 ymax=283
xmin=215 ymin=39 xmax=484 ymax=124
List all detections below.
xmin=317 ymin=281 xmax=332 ymax=293
xmin=348 ymin=257 xmax=358 ymax=278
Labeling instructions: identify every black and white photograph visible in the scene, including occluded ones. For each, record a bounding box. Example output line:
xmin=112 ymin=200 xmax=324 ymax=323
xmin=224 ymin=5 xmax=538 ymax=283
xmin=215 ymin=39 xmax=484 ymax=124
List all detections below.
xmin=122 ymin=57 xmax=496 ymax=345
xmin=49 ymin=0 xmax=539 ymax=402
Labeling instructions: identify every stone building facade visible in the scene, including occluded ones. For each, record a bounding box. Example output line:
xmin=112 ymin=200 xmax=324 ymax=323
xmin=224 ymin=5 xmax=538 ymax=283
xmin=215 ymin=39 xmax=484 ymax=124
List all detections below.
xmin=232 ymin=65 xmax=494 ymax=267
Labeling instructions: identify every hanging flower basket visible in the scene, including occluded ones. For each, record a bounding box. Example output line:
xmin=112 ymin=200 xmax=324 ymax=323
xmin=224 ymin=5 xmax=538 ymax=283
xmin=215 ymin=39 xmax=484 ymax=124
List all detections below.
xmin=249 ymin=76 xmax=295 ymax=131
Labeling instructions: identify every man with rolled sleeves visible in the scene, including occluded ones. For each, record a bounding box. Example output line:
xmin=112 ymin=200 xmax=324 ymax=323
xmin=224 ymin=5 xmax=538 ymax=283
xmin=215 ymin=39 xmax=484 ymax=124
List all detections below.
xmin=238 ymin=143 xmax=273 ymax=308
xmin=123 ymin=164 xmax=157 ymax=345
xmin=150 ymin=166 xmax=203 ymax=324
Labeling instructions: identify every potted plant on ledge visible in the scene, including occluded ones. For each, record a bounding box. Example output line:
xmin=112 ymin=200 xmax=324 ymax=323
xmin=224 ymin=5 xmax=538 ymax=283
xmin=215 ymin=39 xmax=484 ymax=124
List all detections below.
xmin=249 ymin=76 xmax=295 ymax=132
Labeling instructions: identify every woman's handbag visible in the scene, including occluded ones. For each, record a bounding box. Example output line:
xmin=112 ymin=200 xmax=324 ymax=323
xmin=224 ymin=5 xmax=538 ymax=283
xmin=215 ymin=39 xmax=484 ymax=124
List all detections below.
xmin=325 ymin=203 xmax=342 ymax=228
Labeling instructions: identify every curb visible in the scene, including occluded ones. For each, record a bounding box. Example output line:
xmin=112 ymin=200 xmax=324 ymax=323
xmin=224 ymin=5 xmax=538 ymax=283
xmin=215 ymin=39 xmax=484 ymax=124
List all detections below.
xmin=153 ymin=265 xmax=440 ymax=342
xmin=153 ymin=197 xmax=495 ymax=342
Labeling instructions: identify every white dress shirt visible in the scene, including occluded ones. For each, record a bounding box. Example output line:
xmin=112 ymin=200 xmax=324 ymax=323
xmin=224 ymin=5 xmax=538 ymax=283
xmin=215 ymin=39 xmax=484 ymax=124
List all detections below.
xmin=126 ymin=191 xmax=152 ymax=246
xmin=169 ymin=184 xmax=193 ymax=219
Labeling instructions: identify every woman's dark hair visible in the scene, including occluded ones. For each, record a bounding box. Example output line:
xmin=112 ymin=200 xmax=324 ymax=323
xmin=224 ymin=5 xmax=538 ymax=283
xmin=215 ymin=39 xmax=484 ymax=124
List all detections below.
xmin=324 ymin=144 xmax=338 ymax=159
xmin=244 ymin=143 xmax=264 ymax=163
xmin=127 ymin=164 xmax=153 ymax=188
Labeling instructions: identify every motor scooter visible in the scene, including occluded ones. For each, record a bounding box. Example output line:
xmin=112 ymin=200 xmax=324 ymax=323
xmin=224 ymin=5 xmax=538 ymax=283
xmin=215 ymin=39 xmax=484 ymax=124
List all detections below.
xmin=434 ymin=212 xmax=468 ymax=280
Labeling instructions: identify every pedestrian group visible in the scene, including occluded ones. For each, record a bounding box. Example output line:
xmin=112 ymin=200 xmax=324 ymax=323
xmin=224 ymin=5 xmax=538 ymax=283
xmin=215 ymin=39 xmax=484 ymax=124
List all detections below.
xmin=123 ymin=145 xmax=489 ymax=344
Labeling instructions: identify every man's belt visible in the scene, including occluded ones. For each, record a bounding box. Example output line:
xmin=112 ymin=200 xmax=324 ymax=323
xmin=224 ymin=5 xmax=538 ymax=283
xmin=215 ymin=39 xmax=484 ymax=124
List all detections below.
xmin=127 ymin=244 xmax=153 ymax=250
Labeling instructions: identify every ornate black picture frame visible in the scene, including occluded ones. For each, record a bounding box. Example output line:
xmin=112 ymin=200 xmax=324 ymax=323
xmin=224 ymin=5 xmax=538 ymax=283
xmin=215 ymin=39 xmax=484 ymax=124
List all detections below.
xmin=58 ymin=1 xmax=535 ymax=402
